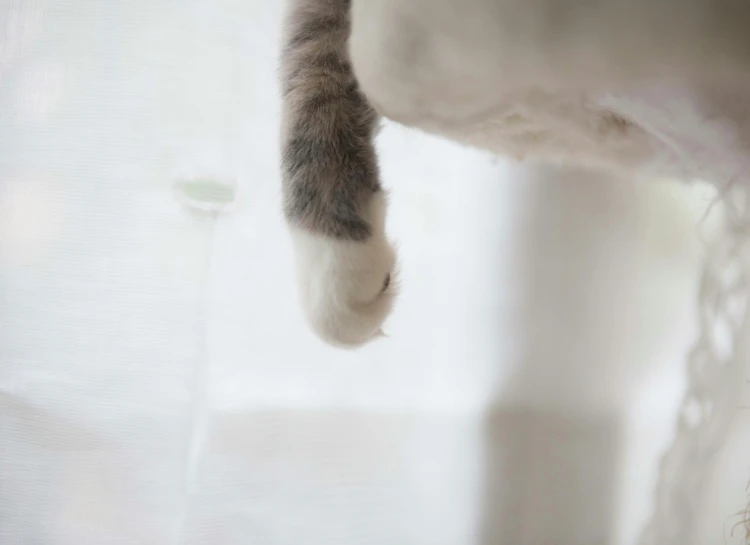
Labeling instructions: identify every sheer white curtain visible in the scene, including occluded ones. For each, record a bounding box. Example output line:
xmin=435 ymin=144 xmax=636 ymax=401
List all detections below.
xmin=0 ymin=1 xmax=739 ymax=544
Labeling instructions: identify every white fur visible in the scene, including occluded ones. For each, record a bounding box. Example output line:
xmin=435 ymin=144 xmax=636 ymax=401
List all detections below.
xmin=290 ymin=192 xmax=397 ymax=348
xmin=350 ymin=0 xmax=750 ymax=183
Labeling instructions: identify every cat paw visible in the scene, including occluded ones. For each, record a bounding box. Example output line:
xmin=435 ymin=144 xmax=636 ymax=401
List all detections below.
xmin=289 ymin=195 xmax=397 ymax=348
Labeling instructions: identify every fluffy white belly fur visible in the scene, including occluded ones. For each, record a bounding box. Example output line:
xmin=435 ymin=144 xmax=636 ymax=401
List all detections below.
xmin=350 ymin=0 xmax=750 ymax=185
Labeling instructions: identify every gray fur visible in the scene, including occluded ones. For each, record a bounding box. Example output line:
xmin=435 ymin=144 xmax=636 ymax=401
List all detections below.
xmin=280 ymin=0 xmax=381 ymax=242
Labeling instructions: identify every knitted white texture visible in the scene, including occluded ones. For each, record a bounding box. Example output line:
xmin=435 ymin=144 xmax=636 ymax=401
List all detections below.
xmin=639 ymin=186 xmax=750 ymax=545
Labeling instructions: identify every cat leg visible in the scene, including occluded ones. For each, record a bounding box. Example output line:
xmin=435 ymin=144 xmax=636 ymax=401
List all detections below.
xmin=280 ymin=0 xmax=397 ymax=347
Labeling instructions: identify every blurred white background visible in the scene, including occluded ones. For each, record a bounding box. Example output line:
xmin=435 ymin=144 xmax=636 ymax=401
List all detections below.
xmin=1 ymin=1 xmax=749 ymax=544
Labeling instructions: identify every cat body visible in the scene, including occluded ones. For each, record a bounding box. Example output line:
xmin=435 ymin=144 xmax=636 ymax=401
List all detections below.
xmin=281 ymin=0 xmax=750 ymax=347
